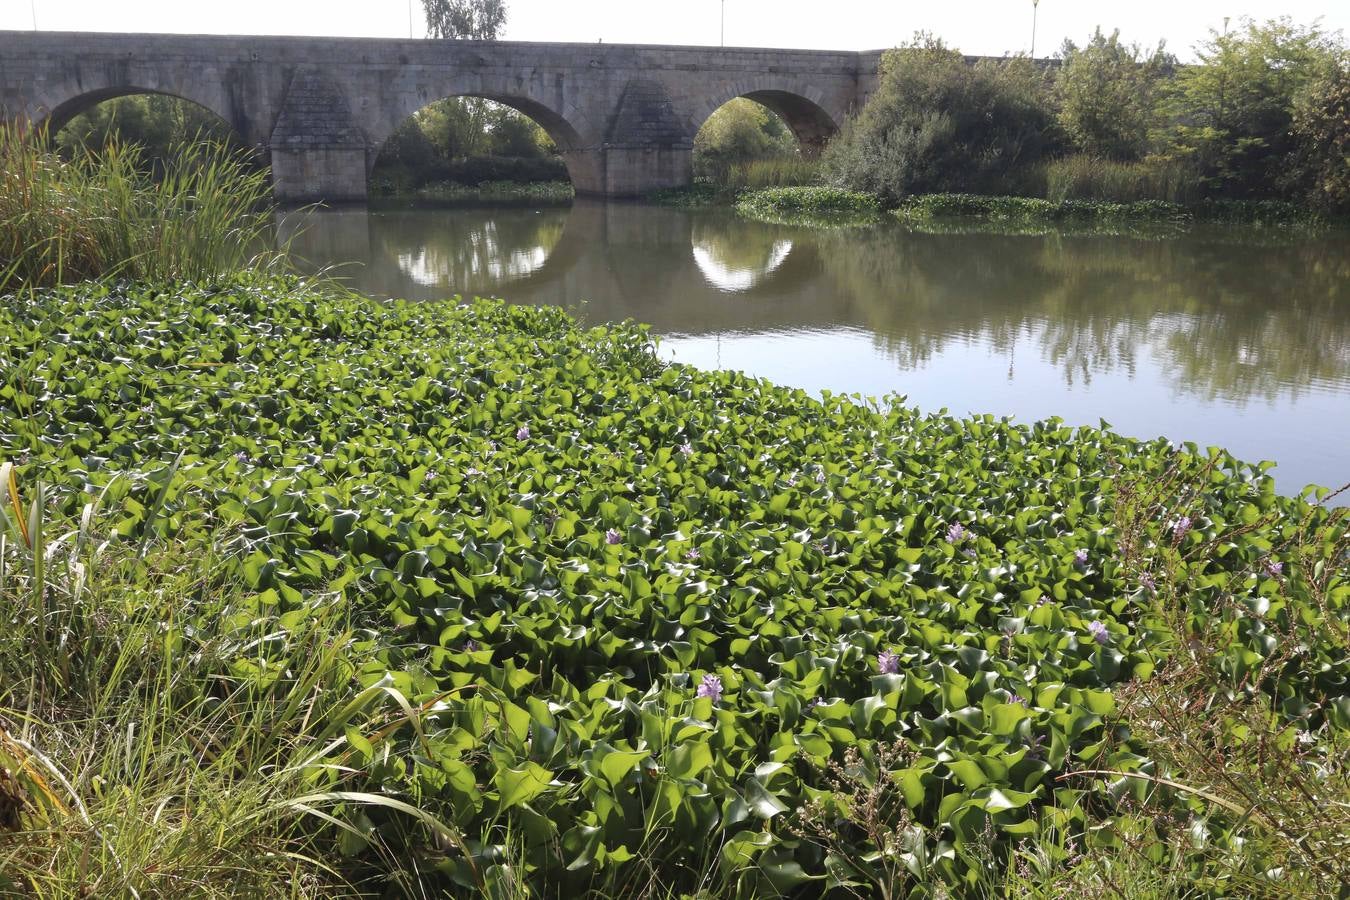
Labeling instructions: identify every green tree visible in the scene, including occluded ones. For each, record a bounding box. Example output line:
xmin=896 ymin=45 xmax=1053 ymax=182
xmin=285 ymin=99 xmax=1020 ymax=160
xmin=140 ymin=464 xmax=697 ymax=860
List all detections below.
xmin=1160 ymin=17 xmax=1344 ymax=198
xmin=821 ymin=35 xmax=1058 ymax=202
xmin=1288 ymin=65 xmax=1350 ymax=213
xmin=421 ymin=0 xmax=507 ymax=40
xmin=694 ymin=99 xmax=798 ymax=180
xmin=1055 ymin=29 xmax=1173 ymax=160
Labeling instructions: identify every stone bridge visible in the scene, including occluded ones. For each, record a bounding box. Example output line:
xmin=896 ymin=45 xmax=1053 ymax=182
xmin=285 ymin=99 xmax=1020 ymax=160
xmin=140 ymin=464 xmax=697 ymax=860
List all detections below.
xmin=0 ymin=31 xmax=886 ymax=202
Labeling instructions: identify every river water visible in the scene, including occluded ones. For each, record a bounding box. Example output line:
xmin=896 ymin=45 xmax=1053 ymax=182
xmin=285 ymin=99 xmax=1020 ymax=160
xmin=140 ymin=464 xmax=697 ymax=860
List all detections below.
xmin=286 ymin=200 xmax=1350 ymax=499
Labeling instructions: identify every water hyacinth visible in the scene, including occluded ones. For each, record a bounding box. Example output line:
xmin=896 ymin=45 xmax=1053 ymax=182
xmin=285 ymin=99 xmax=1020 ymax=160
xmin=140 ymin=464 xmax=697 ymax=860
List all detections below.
xmin=516 ymin=425 xmax=531 ymax=441
xmin=695 ymin=674 xmax=723 ymax=703
xmin=1075 ymin=548 xmax=1090 ymax=567
xmin=605 ymin=528 xmax=622 ymax=545
xmin=1172 ymin=515 xmax=1193 ymax=541
xmin=946 ymin=522 xmax=967 ymax=543
xmin=1087 ymin=621 xmax=1109 ymax=645
xmin=678 ymin=442 xmax=694 ymax=457
xmin=1265 ymin=559 xmax=1284 ymax=577
xmin=684 ymin=548 xmax=701 ymax=561
xmin=877 ymin=650 xmax=901 ymax=675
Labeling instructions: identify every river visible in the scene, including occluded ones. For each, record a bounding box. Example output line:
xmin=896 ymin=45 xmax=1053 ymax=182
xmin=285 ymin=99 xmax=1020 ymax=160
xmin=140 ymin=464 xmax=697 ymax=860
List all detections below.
xmin=285 ymin=200 xmax=1350 ymax=500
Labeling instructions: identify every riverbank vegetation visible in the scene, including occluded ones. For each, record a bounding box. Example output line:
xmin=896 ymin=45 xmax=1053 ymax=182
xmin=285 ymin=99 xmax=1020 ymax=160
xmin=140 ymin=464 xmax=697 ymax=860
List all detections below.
xmin=693 ymin=17 xmax=1348 ymax=224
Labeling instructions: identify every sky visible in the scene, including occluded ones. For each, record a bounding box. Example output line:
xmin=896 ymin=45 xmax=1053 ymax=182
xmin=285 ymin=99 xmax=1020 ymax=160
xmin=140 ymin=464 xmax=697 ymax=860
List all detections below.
xmin=4 ymin=1 xmax=1347 ymax=60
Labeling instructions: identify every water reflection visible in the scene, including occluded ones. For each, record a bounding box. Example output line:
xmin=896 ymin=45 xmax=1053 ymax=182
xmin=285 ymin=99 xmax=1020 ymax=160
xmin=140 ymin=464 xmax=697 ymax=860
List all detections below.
xmin=293 ymin=200 xmax=1350 ymax=495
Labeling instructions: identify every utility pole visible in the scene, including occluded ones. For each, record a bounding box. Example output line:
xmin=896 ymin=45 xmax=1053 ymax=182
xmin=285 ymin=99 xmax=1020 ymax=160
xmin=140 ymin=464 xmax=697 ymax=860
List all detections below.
xmin=31 ymin=0 xmax=38 ymax=30
xmin=721 ymin=0 xmax=726 ymax=47
xmin=409 ymin=0 xmax=415 ymax=38
xmin=1030 ymin=0 xmax=1040 ymax=58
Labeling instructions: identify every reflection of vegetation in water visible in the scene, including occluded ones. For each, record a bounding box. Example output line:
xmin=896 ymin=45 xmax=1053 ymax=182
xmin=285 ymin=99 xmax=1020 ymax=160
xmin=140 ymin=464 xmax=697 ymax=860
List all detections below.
xmin=370 ymin=209 xmax=568 ymax=296
xmin=812 ymin=225 xmax=1350 ymax=401
xmin=691 ymin=218 xmax=795 ymax=292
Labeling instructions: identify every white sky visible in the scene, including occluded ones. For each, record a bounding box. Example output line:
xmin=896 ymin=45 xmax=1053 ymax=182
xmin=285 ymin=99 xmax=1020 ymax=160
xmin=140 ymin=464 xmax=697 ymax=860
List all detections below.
xmin=5 ymin=2 xmax=1347 ymax=61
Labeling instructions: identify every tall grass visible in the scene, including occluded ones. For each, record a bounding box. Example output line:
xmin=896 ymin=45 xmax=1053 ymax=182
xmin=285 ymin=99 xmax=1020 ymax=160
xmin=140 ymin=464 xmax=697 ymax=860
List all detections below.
xmin=1044 ymin=154 xmax=1201 ymax=205
xmin=720 ymin=157 xmax=819 ymax=191
xmin=0 ymin=125 xmax=279 ymax=291
xmin=0 ymin=464 xmax=455 ymax=897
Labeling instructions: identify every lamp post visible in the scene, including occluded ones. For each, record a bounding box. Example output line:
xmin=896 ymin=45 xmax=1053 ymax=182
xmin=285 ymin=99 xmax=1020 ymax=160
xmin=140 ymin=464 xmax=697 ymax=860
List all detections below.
xmin=1030 ymin=0 xmax=1040 ymax=58
xmin=721 ymin=0 xmax=726 ymax=47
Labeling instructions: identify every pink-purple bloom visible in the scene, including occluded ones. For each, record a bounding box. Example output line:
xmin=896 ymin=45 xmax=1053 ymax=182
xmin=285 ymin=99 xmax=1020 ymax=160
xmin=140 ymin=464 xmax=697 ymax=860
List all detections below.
xmin=516 ymin=425 xmax=531 ymax=441
xmin=679 ymin=442 xmax=694 ymax=457
xmin=1265 ymin=559 xmax=1284 ymax=577
xmin=1172 ymin=516 xmax=1193 ymax=541
xmin=878 ymin=650 xmax=901 ymax=675
xmin=1075 ymin=548 xmax=1090 ymax=567
xmin=1140 ymin=573 xmax=1157 ymax=593
xmin=696 ymin=674 xmax=724 ymax=703
xmin=685 ymin=548 xmax=701 ymax=561
xmin=1087 ymin=621 xmax=1109 ymax=645
xmin=605 ymin=528 xmax=622 ymax=545
xmin=946 ymin=523 xmax=967 ymax=544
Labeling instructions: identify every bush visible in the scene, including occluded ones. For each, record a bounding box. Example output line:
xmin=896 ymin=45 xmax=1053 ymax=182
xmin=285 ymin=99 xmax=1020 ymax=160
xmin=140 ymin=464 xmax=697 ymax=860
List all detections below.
xmin=822 ymin=36 xmax=1059 ymax=203
xmin=1044 ymin=155 xmax=1200 ymax=204
xmin=1288 ymin=66 xmax=1350 ymax=214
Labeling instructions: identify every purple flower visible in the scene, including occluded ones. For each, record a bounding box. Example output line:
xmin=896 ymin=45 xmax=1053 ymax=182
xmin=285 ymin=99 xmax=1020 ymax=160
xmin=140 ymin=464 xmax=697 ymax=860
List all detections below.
xmin=1140 ymin=573 xmax=1157 ymax=593
xmin=1264 ymin=559 xmax=1284 ymax=578
xmin=877 ymin=650 xmax=901 ymax=675
xmin=464 ymin=640 xmax=480 ymax=653
xmin=1010 ymin=694 xmax=1028 ymax=707
xmin=696 ymin=674 xmax=724 ymax=703
xmin=465 ymin=467 xmax=483 ymax=477
xmin=516 ymin=425 xmax=531 ymax=441
xmin=806 ymin=697 xmax=825 ymax=710
xmin=685 ymin=548 xmax=701 ymax=561
xmin=487 ymin=440 xmax=498 ymax=451
xmin=946 ymin=523 xmax=967 ymax=544
xmin=815 ymin=469 xmax=827 ymax=484
xmin=1036 ymin=594 xmax=1050 ymax=607
xmin=1075 ymin=549 xmax=1090 ymax=567
xmin=234 ymin=451 xmax=249 ymax=464
xmin=1172 ymin=516 xmax=1192 ymax=542
xmin=424 ymin=470 xmax=437 ymax=482
xmin=679 ymin=442 xmax=694 ymax=457
xmin=1087 ymin=621 xmax=1109 ymax=645
xmin=605 ymin=528 xmax=622 ymax=545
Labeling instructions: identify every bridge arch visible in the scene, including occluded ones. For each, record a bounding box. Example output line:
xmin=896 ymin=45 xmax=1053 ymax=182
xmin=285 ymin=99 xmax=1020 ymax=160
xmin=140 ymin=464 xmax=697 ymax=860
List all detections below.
xmin=364 ymin=78 xmax=597 ymax=194
xmin=24 ymin=78 xmax=252 ymax=148
xmin=689 ymin=81 xmax=843 ymax=156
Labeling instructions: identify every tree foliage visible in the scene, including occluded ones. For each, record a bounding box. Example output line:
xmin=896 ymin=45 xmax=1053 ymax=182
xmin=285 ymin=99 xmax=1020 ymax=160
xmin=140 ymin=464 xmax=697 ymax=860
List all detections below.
xmin=1288 ymin=65 xmax=1350 ymax=213
xmin=694 ymin=99 xmax=798 ymax=180
xmin=1160 ymin=16 xmax=1344 ymax=198
xmin=1056 ymin=29 xmax=1173 ymax=161
xmin=421 ymin=0 xmax=506 ymax=40
xmin=55 ymin=94 xmax=242 ymax=172
xmin=822 ymin=36 xmax=1058 ymax=202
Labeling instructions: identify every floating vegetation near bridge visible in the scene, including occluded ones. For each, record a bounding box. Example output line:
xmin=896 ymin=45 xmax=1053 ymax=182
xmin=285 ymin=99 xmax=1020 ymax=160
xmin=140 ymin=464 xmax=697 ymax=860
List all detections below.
xmin=1 ymin=278 xmax=1347 ymax=896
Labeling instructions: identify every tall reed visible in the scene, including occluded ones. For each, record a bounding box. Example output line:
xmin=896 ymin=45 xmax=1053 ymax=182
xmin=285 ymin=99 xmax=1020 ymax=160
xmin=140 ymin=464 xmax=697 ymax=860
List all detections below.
xmin=0 ymin=125 xmax=279 ymax=291
xmin=1045 ymin=154 xmax=1201 ymax=205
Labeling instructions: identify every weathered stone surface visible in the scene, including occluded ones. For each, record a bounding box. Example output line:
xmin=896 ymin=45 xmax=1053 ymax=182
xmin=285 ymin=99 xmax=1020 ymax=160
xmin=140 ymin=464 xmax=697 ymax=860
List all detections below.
xmin=0 ymin=31 xmax=883 ymax=200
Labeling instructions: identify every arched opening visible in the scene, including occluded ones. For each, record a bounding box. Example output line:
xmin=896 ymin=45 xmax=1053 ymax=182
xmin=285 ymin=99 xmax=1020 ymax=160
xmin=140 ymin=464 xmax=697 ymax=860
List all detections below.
xmin=694 ymin=94 xmax=838 ymax=189
xmin=370 ymin=97 xmax=578 ymax=202
xmin=46 ymin=90 xmax=256 ymax=178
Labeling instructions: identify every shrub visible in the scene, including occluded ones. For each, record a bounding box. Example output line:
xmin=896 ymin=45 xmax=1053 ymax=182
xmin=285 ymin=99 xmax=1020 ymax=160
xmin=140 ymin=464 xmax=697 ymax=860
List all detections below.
xmin=1288 ymin=66 xmax=1350 ymax=214
xmin=822 ymin=36 xmax=1059 ymax=203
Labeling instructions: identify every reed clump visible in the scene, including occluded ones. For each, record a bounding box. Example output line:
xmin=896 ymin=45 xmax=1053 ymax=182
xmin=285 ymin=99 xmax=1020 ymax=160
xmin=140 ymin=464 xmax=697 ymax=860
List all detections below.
xmin=0 ymin=124 xmax=278 ymax=291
